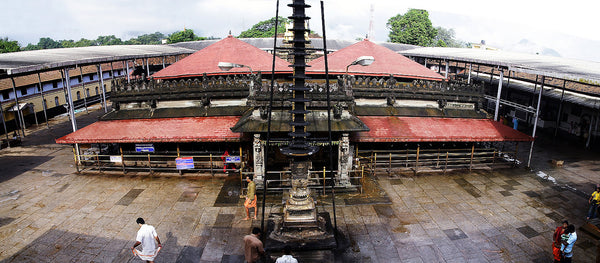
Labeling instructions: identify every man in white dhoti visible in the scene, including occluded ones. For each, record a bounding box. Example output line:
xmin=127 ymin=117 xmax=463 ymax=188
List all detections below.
xmin=132 ymin=218 xmax=162 ymax=263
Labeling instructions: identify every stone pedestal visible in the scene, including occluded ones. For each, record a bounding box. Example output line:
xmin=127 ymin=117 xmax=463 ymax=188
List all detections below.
xmin=266 ymin=161 xmax=336 ymax=250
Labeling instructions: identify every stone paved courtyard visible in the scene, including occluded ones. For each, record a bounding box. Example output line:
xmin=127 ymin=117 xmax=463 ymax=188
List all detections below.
xmin=0 ymin=108 xmax=599 ymax=262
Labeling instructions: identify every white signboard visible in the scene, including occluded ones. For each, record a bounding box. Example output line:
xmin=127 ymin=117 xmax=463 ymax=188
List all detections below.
xmin=110 ymin=156 xmax=122 ymax=163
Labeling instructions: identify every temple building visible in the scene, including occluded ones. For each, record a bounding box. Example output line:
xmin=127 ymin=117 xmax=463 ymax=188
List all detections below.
xmin=55 ymin=35 xmax=532 ymax=187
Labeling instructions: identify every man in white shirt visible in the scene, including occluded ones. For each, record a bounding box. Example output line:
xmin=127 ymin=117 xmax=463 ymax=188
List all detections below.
xmin=561 ymin=224 xmax=577 ymax=263
xmin=275 ymin=245 xmax=298 ymax=263
xmin=132 ymin=218 xmax=162 ymax=263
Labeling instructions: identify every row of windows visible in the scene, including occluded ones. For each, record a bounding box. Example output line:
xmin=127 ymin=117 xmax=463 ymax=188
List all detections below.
xmin=2 ymin=70 xmax=122 ymax=101
xmin=43 ymin=86 xmax=103 ymax=108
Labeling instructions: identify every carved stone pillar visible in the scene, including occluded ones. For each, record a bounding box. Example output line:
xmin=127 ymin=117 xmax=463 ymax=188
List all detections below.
xmin=337 ymin=133 xmax=352 ymax=186
xmin=253 ymin=134 xmax=265 ymax=186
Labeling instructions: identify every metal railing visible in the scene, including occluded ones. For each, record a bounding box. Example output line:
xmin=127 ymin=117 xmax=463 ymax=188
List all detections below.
xmin=358 ymin=146 xmax=518 ymax=175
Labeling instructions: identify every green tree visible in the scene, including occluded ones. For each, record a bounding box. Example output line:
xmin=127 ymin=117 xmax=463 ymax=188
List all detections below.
xmin=387 ymin=9 xmax=437 ymax=46
xmin=75 ymin=38 xmax=95 ymax=47
xmin=23 ymin=37 xmax=62 ymax=50
xmin=238 ymin=16 xmax=289 ymax=38
xmin=167 ymin=29 xmax=204 ymax=44
xmin=125 ymin=32 xmax=165 ymax=45
xmin=434 ymin=27 xmax=466 ymax=48
xmin=0 ymin=37 xmax=21 ymax=53
xmin=95 ymin=35 xmax=123 ymax=45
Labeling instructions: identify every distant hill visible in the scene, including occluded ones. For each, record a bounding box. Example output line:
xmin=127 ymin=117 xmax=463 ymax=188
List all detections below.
xmin=504 ymin=39 xmax=561 ymax=57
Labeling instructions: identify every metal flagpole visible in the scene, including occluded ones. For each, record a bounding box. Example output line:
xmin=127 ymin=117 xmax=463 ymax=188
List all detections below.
xmin=261 ymin=0 xmax=280 ymax=234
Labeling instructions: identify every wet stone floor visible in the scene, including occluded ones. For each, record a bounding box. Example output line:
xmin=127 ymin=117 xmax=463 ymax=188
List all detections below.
xmin=0 ymin=142 xmax=597 ymax=263
xmin=0 ymin=108 xmax=599 ymax=262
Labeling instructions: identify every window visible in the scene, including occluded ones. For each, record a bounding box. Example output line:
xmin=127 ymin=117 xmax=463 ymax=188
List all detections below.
xmin=54 ymin=96 xmax=59 ymax=107
xmin=21 ymin=88 xmax=27 ymax=96
xmin=86 ymin=88 xmax=90 ymax=97
xmin=90 ymin=74 xmax=95 ymax=81
xmin=76 ymin=76 xmax=82 ymax=83
xmin=95 ymin=87 xmax=99 ymax=95
xmin=76 ymin=91 xmax=81 ymax=100
xmin=53 ymin=82 xmax=58 ymax=89
xmin=2 ymin=91 xmax=9 ymax=100
xmin=43 ymin=99 xmax=47 ymax=109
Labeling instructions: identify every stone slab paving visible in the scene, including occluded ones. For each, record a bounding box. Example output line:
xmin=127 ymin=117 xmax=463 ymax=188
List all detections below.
xmin=0 ymin=108 xmax=598 ymax=262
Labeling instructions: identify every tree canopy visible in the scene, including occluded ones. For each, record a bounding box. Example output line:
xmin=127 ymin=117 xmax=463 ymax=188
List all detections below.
xmin=433 ymin=27 xmax=466 ymax=48
xmin=0 ymin=37 xmax=21 ymax=53
xmin=167 ymin=29 xmax=205 ymax=44
xmin=387 ymin=9 xmax=437 ymax=46
xmin=238 ymin=16 xmax=289 ymax=38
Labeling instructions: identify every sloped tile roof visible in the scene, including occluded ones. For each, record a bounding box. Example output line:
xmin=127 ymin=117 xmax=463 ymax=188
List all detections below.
xmin=354 ymin=116 xmax=532 ymax=142
xmin=55 ymin=116 xmax=241 ymax=144
xmin=307 ymin=39 xmax=444 ymax=80
xmin=152 ymin=36 xmax=292 ymax=79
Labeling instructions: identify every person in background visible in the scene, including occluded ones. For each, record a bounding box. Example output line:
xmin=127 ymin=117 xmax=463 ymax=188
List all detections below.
xmin=587 ymin=186 xmax=600 ymax=220
xmin=243 ymin=227 xmax=265 ymax=263
xmin=132 ymin=217 xmax=162 ymax=263
xmin=244 ymin=175 xmax=257 ymax=220
xmin=561 ymin=224 xmax=577 ymax=263
xmin=553 ymin=220 xmax=568 ymax=263
xmin=276 ymin=245 xmax=298 ymax=263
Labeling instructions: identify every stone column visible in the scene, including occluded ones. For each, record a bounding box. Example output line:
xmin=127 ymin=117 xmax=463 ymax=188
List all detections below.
xmin=337 ymin=133 xmax=352 ymax=186
xmin=252 ymin=134 xmax=265 ymax=186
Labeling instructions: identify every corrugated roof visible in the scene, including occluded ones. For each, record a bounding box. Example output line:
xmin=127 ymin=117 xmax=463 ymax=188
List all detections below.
xmin=307 ymin=40 xmax=444 ymax=80
xmin=152 ymin=36 xmax=292 ymax=79
xmin=400 ymin=47 xmax=600 ymax=83
xmin=0 ymin=45 xmax=194 ymax=76
xmin=354 ymin=116 xmax=533 ymax=142
xmin=55 ymin=116 xmax=241 ymax=144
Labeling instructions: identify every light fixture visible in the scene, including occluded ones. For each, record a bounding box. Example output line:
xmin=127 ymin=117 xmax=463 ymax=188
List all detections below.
xmin=345 ymin=56 xmax=375 ymax=74
xmin=218 ymin=62 xmax=253 ymax=74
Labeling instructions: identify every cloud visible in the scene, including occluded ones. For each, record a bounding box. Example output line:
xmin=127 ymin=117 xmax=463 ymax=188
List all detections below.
xmin=1 ymin=0 xmax=598 ymax=62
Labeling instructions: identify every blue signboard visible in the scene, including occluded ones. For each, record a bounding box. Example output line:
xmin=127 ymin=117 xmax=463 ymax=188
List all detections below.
xmin=176 ymin=157 xmax=194 ymax=170
xmin=135 ymin=143 xmax=155 ymax=153
xmin=226 ymin=156 xmax=241 ymax=163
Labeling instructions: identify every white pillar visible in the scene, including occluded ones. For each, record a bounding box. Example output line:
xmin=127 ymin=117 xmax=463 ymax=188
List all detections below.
xmin=527 ymin=76 xmax=544 ymax=167
xmin=98 ymin=64 xmax=107 ymax=113
xmin=494 ymin=69 xmax=504 ymax=121
xmin=467 ymin=64 xmax=472 ymax=84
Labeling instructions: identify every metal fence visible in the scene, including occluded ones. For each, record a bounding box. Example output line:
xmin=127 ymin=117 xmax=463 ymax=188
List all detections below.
xmin=357 ymin=146 xmax=518 ymax=176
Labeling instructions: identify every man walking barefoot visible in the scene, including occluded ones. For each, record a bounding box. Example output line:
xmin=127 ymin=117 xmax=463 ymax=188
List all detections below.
xmin=132 ymin=218 xmax=162 ymax=263
xmin=244 ymin=176 xmax=257 ymax=220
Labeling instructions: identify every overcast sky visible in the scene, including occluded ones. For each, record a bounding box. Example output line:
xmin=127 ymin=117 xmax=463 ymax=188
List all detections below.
xmin=2 ymin=0 xmax=600 ymax=62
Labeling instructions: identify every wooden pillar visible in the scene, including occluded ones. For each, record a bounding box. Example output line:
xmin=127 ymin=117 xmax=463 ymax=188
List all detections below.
xmin=469 ymin=144 xmax=475 ymax=171
xmin=120 ymin=145 xmax=125 ymax=174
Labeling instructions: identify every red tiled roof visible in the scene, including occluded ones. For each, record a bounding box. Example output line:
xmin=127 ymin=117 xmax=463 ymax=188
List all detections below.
xmin=152 ymin=36 xmax=291 ymax=79
xmin=354 ymin=116 xmax=533 ymax=142
xmin=55 ymin=117 xmax=241 ymax=144
xmin=307 ymin=40 xmax=444 ymax=81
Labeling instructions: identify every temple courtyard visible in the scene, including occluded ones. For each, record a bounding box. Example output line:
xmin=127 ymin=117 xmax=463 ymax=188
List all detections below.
xmin=0 ymin=108 xmax=599 ymax=262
